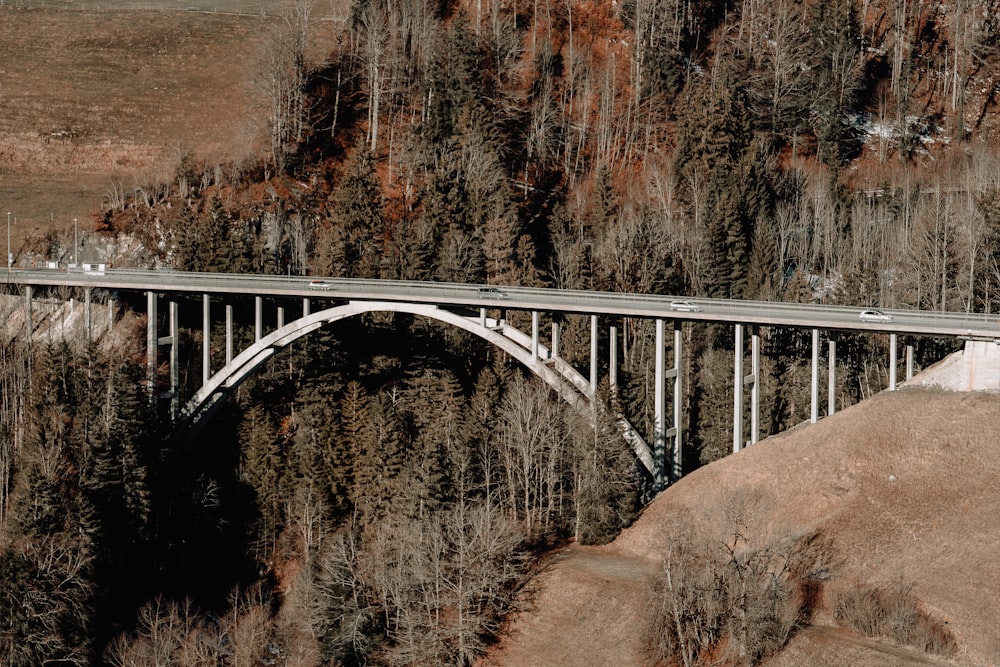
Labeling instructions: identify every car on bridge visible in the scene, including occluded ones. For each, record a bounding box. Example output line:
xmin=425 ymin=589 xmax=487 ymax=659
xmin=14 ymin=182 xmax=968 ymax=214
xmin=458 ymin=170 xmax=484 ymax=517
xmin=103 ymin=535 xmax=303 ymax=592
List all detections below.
xmin=478 ymin=286 xmax=507 ymax=299
xmin=670 ymin=299 xmax=702 ymax=312
xmin=308 ymin=280 xmax=334 ymax=290
xmin=858 ymin=309 xmax=893 ymax=323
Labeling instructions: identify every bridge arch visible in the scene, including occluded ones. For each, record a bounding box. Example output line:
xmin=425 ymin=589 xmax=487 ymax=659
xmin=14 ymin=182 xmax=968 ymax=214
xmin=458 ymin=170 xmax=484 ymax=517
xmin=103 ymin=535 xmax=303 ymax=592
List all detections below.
xmin=178 ymin=301 xmax=657 ymax=466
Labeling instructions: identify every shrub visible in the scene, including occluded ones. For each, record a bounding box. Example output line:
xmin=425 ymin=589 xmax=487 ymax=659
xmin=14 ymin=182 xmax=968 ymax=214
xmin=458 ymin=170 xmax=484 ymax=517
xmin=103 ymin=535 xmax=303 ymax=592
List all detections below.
xmin=833 ymin=580 xmax=956 ymax=657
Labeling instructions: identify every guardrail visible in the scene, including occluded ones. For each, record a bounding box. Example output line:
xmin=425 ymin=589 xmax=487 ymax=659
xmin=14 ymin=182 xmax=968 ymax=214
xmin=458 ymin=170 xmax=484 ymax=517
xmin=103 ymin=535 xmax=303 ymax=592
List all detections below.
xmin=4 ymin=268 xmax=1000 ymax=340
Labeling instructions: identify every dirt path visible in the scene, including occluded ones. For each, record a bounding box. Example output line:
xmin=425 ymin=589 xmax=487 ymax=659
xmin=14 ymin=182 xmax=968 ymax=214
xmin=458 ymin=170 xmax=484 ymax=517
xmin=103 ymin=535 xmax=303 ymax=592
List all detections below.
xmin=768 ymin=626 xmax=960 ymax=667
xmin=481 ymin=544 xmax=660 ymax=667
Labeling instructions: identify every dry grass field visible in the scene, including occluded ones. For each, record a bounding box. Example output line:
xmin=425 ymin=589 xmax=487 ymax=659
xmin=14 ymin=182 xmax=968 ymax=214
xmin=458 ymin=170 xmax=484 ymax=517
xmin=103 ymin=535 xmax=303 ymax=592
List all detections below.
xmin=0 ymin=3 xmax=342 ymax=247
xmin=3 ymin=1 xmax=295 ymax=11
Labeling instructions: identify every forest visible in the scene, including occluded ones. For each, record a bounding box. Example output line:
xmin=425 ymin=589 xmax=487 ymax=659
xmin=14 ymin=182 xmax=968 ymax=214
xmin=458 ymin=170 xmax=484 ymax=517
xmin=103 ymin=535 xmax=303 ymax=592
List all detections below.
xmin=2 ymin=0 xmax=1000 ymax=664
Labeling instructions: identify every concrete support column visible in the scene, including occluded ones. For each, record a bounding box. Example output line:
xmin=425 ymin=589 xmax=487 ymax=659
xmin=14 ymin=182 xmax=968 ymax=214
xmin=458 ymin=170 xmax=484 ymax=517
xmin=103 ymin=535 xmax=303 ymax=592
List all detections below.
xmin=277 ymin=305 xmax=285 ymax=329
xmin=531 ymin=311 xmax=540 ymax=360
xmin=225 ymin=304 xmax=233 ymax=366
xmin=828 ymin=337 xmax=837 ymax=416
xmin=169 ymin=300 xmax=179 ymax=419
xmin=551 ymin=320 xmax=560 ymax=358
xmin=906 ymin=343 xmax=914 ymax=380
xmin=733 ymin=324 xmax=744 ymax=454
xmin=24 ymin=286 xmax=32 ymax=341
xmin=750 ymin=327 xmax=760 ymax=445
xmin=203 ymin=294 xmax=211 ymax=385
xmin=255 ymin=296 xmax=263 ymax=342
xmin=811 ymin=329 xmax=820 ymax=423
xmin=654 ymin=319 xmax=666 ymax=488
xmin=480 ymin=307 xmax=487 ymax=328
xmin=889 ymin=333 xmax=898 ymax=390
xmin=303 ymin=297 xmax=310 ymax=318
xmin=672 ymin=322 xmax=683 ymax=481
xmin=589 ymin=314 xmax=599 ymax=394
xmin=84 ymin=288 xmax=92 ymax=343
xmin=146 ymin=291 xmax=157 ymax=396
xmin=108 ymin=297 xmax=114 ymax=337
xmin=609 ymin=325 xmax=618 ymax=389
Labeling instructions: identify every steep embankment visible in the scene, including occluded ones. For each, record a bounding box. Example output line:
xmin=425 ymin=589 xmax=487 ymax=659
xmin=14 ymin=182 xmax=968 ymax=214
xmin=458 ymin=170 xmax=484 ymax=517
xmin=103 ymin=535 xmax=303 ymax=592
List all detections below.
xmin=484 ymin=386 xmax=1000 ymax=666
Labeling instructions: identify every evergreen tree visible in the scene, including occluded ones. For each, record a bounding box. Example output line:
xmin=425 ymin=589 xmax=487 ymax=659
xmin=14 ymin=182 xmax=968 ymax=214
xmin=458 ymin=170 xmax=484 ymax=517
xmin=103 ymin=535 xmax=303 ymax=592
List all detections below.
xmin=337 ymin=381 xmax=371 ymax=512
xmin=703 ymin=137 xmax=775 ymax=299
xmin=590 ymin=163 xmax=619 ymax=235
xmin=240 ymin=403 xmax=284 ymax=531
xmin=351 ymin=393 xmax=408 ymax=528
xmin=321 ymin=141 xmax=386 ymax=278
xmin=288 ymin=386 xmax=341 ymax=514
xmin=783 ymin=269 xmax=815 ymax=303
xmin=400 ymin=369 xmax=466 ymax=518
xmin=746 ymin=216 xmax=780 ymax=300
xmin=458 ymin=105 xmax=522 ymax=286
xmin=676 ymin=69 xmax=778 ymax=299
xmin=571 ymin=390 xmax=639 ymax=545
xmin=809 ymin=0 xmax=864 ymax=165
xmin=174 ymin=197 xmax=252 ymax=273
xmin=385 ymin=205 xmax=438 ymax=281
xmin=673 ymin=66 xmax=753 ymax=178
xmin=422 ymin=146 xmax=485 ymax=283
xmin=418 ymin=11 xmax=486 ymax=154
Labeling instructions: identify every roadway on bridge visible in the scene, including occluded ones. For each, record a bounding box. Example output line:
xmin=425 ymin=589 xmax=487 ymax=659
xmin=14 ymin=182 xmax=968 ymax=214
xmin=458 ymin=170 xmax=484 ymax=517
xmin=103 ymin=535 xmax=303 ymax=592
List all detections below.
xmin=5 ymin=268 xmax=1000 ymax=340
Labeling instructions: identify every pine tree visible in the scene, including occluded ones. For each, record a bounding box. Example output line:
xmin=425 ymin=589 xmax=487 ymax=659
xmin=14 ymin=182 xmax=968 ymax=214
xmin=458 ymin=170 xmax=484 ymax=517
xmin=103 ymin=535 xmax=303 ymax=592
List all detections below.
xmin=674 ymin=66 xmax=753 ymax=178
xmin=571 ymin=390 xmax=639 ymax=545
xmin=783 ymin=269 xmax=815 ymax=303
xmin=702 ymin=133 xmax=776 ymax=299
xmin=418 ymin=11 xmax=486 ymax=153
xmin=351 ymin=393 xmax=408 ymax=528
xmin=240 ymin=403 xmax=284 ymax=530
xmin=746 ymin=216 xmax=780 ymax=300
xmin=174 ymin=197 xmax=251 ymax=273
xmin=400 ymin=369 xmax=466 ymax=518
xmin=322 ymin=141 xmax=386 ymax=279
xmin=590 ymin=163 xmax=619 ymax=235
xmin=423 ymin=146 xmax=485 ymax=283
xmin=809 ymin=0 xmax=863 ymax=165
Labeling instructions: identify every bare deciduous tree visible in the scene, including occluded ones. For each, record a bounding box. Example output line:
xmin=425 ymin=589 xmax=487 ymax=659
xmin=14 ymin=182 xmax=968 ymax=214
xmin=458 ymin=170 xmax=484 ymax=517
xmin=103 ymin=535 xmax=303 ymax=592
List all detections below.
xmin=252 ymin=0 xmax=312 ymax=170
xmin=649 ymin=489 xmax=831 ymax=666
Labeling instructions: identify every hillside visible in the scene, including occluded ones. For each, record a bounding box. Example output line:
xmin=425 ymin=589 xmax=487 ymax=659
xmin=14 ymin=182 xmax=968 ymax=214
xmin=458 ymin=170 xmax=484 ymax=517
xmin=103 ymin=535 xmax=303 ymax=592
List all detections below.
xmin=484 ymin=384 xmax=1000 ymax=666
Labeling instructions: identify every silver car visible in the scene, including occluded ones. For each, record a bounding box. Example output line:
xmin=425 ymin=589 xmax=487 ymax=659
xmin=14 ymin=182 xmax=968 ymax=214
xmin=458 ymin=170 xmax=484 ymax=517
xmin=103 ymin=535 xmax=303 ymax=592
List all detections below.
xmin=670 ymin=299 xmax=702 ymax=312
xmin=858 ymin=309 xmax=892 ymax=323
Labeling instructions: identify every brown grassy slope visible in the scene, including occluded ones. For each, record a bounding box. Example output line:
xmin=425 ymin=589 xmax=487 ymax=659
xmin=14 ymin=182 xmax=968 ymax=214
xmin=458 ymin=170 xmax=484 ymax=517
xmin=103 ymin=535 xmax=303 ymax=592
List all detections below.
xmin=484 ymin=387 xmax=1000 ymax=666
xmin=0 ymin=7 xmax=270 ymax=234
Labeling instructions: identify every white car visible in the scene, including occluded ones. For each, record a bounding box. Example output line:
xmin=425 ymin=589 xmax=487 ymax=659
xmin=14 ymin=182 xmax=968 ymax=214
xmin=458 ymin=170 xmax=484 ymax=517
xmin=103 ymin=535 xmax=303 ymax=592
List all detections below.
xmin=670 ymin=299 xmax=702 ymax=312
xmin=858 ymin=309 xmax=892 ymax=323
xmin=308 ymin=280 xmax=334 ymax=290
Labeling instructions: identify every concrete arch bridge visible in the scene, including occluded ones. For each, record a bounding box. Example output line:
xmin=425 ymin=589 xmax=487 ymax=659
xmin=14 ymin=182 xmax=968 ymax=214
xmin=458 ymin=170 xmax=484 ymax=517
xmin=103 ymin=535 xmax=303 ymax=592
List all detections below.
xmin=7 ymin=269 xmax=1000 ymax=489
